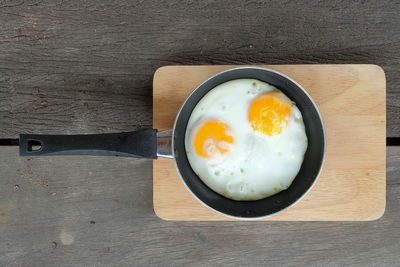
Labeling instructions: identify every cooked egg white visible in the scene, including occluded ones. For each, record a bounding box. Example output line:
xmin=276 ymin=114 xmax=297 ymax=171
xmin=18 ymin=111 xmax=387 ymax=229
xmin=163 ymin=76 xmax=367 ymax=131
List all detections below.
xmin=185 ymin=79 xmax=308 ymax=201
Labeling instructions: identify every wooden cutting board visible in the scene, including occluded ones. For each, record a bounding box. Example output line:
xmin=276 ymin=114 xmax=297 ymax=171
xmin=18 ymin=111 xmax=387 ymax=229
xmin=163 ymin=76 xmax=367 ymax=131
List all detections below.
xmin=152 ymin=65 xmax=386 ymax=221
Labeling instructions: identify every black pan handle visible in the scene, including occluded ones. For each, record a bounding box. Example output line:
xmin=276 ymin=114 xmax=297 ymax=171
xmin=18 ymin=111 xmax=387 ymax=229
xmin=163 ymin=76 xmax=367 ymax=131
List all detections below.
xmin=19 ymin=129 xmax=157 ymax=159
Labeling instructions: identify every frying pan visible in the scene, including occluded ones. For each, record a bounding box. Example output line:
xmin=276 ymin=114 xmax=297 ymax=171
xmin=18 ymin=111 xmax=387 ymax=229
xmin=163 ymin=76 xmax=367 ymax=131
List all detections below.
xmin=19 ymin=67 xmax=325 ymax=219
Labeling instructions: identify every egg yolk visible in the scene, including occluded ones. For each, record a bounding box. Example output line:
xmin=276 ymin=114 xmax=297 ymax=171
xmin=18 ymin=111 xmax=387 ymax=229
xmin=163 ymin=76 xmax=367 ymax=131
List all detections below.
xmin=193 ymin=120 xmax=234 ymax=159
xmin=248 ymin=91 xmax=292 ymax=136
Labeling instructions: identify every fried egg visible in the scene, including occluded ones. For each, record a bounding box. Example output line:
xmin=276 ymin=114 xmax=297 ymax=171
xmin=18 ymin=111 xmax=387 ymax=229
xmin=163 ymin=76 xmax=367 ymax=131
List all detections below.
xmin=185 ymin=79 xmax=308 ymax=201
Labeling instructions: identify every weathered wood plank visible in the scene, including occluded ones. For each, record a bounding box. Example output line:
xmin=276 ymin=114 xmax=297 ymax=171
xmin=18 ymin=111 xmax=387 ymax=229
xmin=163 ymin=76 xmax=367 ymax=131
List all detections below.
xmin=0 ymin=0 xmax=399 ymax=265
xmin=0 ymin=147 xmax=398 ymax=266
xmin=0 ymin=0 xmax=399 ymax=137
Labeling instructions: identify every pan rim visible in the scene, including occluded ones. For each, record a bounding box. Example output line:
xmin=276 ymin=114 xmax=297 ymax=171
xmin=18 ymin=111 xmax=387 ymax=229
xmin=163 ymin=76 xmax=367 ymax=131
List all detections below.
xmin=170 ymin=66 xmax=326 ymax=220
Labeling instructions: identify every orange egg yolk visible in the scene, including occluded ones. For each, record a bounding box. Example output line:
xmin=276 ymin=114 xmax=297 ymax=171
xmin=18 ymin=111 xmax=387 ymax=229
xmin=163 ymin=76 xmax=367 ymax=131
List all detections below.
xmin=193 ymin=120 xmax=234 ymax=159
xmin=248 ymin=91 xmax=292 ymax=136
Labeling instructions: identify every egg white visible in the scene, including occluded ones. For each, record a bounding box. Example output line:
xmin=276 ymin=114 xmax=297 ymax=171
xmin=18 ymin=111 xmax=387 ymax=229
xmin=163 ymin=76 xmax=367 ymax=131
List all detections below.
xmin=185 ymin=79 xmax=308 ymax=201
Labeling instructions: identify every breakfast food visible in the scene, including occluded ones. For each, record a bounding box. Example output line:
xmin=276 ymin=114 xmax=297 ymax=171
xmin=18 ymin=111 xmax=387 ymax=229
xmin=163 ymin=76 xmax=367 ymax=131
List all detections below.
xmin=184 ymin=79 xmax=308 ymax=201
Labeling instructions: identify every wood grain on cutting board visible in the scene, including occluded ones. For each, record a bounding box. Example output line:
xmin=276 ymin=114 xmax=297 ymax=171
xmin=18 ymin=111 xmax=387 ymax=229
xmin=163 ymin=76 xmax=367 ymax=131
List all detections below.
xmin=153 ymin=65 xmax=386 ymax=221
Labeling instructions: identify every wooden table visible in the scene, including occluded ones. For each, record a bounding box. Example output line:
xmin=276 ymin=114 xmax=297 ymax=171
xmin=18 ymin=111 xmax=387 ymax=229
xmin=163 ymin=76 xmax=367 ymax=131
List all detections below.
xmin=0 ymin=1 xmax=399 ymax=266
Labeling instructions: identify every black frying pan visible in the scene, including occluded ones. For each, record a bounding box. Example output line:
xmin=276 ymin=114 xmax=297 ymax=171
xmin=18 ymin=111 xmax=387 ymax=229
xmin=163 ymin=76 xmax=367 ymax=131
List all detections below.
xmin=19 ymin=67 xmax=325 ymax=219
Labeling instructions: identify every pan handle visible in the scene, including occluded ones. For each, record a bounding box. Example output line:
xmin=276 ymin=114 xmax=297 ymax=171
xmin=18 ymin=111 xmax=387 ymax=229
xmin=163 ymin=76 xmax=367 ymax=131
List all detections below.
xmin=156 ymin=130 xmax=173 ymax=158
xmin=19 ymin=129 xmax=158 ymax=158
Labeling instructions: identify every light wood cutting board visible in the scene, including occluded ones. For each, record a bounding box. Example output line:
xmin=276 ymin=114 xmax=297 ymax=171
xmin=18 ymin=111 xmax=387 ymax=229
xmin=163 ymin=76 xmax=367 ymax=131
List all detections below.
xmin=153 ymin=65 xmax=386 ymax=221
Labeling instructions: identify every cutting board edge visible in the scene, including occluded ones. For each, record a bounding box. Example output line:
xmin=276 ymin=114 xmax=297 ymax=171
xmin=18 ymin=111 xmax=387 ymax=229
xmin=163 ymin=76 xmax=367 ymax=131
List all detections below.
xmin=152 ymin=64 xmax=386 ymax=222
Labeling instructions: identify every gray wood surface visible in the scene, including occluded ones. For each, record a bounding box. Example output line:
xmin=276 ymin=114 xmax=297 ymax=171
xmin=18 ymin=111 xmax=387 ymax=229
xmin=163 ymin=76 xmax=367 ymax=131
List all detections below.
xmin=0 ymin=0 xmax=399 ymax=137
xmin=1 ymin=1 xmax=400 ymax=266
xmin=0 ymin=146 xmax=398 ymax=266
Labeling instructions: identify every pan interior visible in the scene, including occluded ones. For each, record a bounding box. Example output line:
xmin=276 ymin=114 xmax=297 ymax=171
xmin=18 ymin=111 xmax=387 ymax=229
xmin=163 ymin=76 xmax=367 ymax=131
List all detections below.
xmin=173 ymin=68 xmax=325 ymax=218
